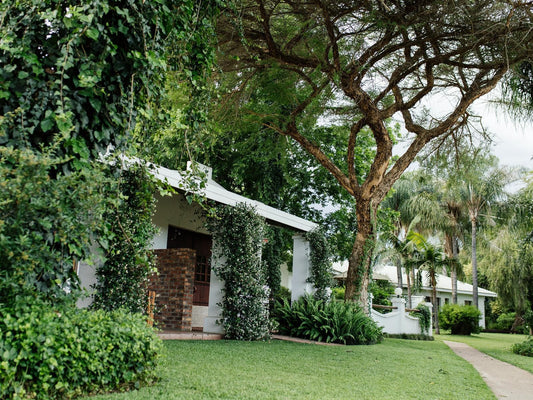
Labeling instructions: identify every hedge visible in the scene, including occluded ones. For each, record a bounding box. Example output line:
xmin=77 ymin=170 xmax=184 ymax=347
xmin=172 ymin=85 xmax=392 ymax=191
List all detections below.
xmin=0 ymin=300 xmax=162 ymax=399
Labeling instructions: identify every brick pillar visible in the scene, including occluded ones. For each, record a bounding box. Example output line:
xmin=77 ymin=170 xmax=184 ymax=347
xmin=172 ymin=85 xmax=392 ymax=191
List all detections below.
xmin=149 ymin=248 xmax=196 ymax=331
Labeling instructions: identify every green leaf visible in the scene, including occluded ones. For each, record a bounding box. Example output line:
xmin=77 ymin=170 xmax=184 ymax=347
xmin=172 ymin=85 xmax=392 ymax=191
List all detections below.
xmin=85 ymin=27 xmax=99 ymax=40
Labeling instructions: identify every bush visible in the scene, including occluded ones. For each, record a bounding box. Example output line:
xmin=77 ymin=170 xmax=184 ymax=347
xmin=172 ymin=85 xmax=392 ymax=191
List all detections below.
xmin=439 ymin=304 xmax=481 ymax=335
xmin=0 ymin=300 xmax=162 ymax=399
xmin=331 ymin=286 xmax=345 ymax=301
xmin=274 ymin=295 xmax=383 ymax=345
xmin=511 ymin=338 xmax=533 ymax=357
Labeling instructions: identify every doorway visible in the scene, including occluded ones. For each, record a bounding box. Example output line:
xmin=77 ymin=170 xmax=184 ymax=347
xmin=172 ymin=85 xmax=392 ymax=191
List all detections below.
xmin=167 ymin=226 xmax=212 ymax=306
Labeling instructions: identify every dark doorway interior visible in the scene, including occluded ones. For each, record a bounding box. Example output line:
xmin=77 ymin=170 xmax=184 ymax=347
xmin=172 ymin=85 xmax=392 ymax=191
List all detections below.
xmin=167 ymin=226 xmax=212 ymax=306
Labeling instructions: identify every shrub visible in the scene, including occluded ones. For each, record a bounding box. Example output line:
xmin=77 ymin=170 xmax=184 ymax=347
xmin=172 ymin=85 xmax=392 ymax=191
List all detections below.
xmin=273 ymin=286 xmax=291 ymax=305
xmin=0 ymin=146 xmax=110 ymax=305
xmin=511 ymin=338 xmax=533 ymax=357
xmin=0 ymin=300 xmax=162 ymax=399
xmin=494 ymin=312 xmax=517 ymax=331
xmin=274 ymin=295 xmax=383 ymax=345
xmin=439 ymin=304 xmax=481 ymax=335
xmin=92 ymin=165 xmax=158 ymax=314
xmin=331 ymin=286 xmax=345 ymax=301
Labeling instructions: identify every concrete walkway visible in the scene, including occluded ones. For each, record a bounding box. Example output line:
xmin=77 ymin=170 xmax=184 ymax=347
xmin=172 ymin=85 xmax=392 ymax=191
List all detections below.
xmin=444 ymin=340 xmax=533 ymax=400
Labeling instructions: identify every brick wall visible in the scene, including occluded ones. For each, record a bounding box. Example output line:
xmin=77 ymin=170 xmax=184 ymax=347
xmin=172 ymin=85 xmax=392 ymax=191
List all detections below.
xmin=149 ymin=248 xmax=196 ymax=331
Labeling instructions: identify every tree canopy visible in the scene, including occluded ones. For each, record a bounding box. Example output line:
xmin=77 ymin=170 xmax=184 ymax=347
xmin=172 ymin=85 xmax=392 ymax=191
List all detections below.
xmin=216 ymin=0 xmax=533 ymax=305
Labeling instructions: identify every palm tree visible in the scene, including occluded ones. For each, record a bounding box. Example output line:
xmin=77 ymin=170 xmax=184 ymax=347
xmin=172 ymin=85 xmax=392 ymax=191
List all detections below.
xmin=406 ymin=231 xmax=451 ymax=335
xmin=459 ymin=163 xmax=510 ymax=308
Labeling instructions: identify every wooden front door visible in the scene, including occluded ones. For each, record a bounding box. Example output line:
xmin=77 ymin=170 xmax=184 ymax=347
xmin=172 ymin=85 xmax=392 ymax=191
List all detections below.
xmin=167 ymin=226 xmax=212 ymax=306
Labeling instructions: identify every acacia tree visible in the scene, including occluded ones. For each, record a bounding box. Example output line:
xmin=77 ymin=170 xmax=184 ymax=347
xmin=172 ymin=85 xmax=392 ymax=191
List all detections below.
xmin=217 ymin=1 xmax=533 ymax=306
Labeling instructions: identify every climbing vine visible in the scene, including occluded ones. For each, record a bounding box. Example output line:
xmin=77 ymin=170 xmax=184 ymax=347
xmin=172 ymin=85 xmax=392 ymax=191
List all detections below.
xmin=91 ymin=164 xmax=158 ymax=314
xmin=207 ymin=203 xmax=270 ymax=340
xmin=415 ymin=303 xmax=432 ymax=335
xmin=305 ymin=227 xmax=332 ymax=301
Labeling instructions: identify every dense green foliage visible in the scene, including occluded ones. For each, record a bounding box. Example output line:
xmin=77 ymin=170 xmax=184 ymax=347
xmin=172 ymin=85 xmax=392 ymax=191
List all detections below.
xmin=512 ymin=339 xmax=533 ymax=357
xmin=369 ymin=280 xmax=395 ymax=307
xmin=262 ymin=226 xmax=284 ymax=304
xmin=274 ymin=295 xmax=383 ymax=345
xmin=439 ymin=304 xmax=481 ymax=335
xmin=0 ymin=300 xmax=162 ymax=399
xmin=207 ymin=203 xmax=270 ymax=340
xmin=305 ymin=227 xmax=333 ymax=301
xmin=0 ymin=0 xmax=179 ymax=166
xmin=0 ymin=146 xmax=109 ymax=304
xmin=415 ymin=303 xmax=432 ymax=336
xmin=91 ymin=165 xmax=158 ymax=313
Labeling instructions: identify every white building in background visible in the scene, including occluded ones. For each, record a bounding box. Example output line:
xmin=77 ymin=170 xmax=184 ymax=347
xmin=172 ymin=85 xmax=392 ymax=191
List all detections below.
xmin=333 ymin=262 xmax=497 ymax=328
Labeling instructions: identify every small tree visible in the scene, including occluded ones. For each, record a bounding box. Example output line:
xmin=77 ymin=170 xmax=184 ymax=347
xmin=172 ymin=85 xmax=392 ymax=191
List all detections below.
xmin=0 ymin=146 xmax=110 ymax=305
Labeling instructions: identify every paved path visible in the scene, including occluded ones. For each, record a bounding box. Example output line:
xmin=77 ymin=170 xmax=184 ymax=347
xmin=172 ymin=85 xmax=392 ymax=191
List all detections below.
xmin=444 ymin=340 xmax=533 ymax=400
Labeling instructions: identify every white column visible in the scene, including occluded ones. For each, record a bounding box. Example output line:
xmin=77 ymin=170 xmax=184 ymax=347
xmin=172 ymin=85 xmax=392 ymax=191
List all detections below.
xmin=204 ymin=242 xmax=225 ymax=334
xmin=291 ymin=234 xmax=314 ymax=302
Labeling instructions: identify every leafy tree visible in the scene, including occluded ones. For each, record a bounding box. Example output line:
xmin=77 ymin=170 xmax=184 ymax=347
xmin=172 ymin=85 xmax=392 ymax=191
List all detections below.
xmin=0 ymin=146 xmax=110 ymax=304
xmin=481 ymin=179 xmax=533 ymax=324
xmin=455 ymin=157 xmax=511 ymax=308
xmin=216 ymin=0 xmax=533 ymax=307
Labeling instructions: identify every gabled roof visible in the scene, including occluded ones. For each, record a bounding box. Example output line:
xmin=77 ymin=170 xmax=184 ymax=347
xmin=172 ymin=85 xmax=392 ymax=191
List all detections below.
xmin=152 ymin=162 xmax=318 ymax=233
xmin=333 ymin=262 xmax=497 ymax=298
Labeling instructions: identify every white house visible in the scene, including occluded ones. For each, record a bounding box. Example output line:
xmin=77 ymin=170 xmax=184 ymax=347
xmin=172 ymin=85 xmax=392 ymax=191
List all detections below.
xmin=77 ymin=161 xmax=318 ymax=334
xmin=333 ymin=262 xmax=497 ymax=328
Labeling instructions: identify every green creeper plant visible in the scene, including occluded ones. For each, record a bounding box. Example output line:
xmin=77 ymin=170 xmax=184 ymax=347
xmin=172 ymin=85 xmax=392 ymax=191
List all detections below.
xmin=306 ymin=227 xmax=333 ymax=301
xmin=207 ymin=203 xmax=270 ymax=340
xmin=91 ymin=164 xmax=158 ymax=314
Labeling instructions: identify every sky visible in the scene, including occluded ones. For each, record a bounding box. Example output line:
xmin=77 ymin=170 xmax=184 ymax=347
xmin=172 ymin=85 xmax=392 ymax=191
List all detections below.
xmin=473 ymin=99 xmax=533 ymax=171
xmin=395 ymin=91 xmax=533 ymax=175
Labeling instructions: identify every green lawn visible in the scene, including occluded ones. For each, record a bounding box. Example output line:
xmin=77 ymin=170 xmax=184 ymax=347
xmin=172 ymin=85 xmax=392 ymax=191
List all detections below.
xmin=435 ymin=332 xmax=533 ymax=374
xmin=87 ymin=338 xmax=495 ymax=400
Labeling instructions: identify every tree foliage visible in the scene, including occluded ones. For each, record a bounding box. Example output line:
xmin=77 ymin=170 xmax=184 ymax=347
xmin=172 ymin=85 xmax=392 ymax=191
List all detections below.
xmin=0 ymin=146 xmax=110 ymax=304
xmin=216 ymin=0 xmax=533 ymax=306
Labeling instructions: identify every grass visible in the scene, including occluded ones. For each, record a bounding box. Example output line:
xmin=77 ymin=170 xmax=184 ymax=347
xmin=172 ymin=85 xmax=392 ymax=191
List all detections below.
xmin=87 ymin=338 xmax=495 ymax=400
xmin=435 ymin=332 xmax=533 ymax=374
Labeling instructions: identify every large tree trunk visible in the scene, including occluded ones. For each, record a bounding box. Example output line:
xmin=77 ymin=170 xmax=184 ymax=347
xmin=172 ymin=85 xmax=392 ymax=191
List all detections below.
xmin=345 ymin=200 xmax=375 ymax=313
xmin=471 ymin=215 xmax=479 ymax=309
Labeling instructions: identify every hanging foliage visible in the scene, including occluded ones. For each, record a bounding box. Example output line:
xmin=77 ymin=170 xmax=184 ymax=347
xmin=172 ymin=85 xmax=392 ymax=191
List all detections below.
xmin=207 ymin=203 xmax=270 ymax=340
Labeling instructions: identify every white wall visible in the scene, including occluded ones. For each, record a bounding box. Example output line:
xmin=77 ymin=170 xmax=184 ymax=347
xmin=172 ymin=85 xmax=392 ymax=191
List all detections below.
xmin=151 ymin=192 xmax=208 ymax=249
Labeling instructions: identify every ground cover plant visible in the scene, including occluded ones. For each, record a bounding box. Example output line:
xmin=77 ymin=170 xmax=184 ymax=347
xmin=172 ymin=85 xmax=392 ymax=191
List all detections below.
xmin=274 ymin=295 xmax=383 ymax=345
xmin=86 ymin=339 xmax=494 ymax=400
xmin=435 ymin=332 xmax=533 ymax=374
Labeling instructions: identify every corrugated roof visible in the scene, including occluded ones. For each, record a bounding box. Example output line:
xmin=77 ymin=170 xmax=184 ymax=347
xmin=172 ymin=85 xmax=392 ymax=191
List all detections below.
xmin=332 ymin=262 xmax=497 ymax=298
xmin=152 ymin=162 xmax=318 ymax=233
